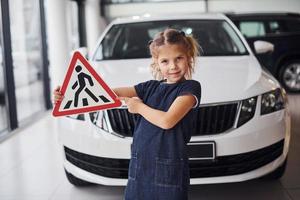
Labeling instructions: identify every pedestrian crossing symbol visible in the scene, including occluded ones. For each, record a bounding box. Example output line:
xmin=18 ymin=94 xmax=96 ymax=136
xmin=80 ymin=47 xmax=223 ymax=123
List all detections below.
xmin=52 ymin=51 xmax=121 ymax=117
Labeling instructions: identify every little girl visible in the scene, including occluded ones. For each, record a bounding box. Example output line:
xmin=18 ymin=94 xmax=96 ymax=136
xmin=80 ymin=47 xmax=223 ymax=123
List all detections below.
xmin=54 ymin=28 xmax=201 ymax=200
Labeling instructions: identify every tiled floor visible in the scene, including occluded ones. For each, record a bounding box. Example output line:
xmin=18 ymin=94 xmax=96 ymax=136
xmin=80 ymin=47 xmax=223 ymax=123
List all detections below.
xmin=0 ymin=94 xmax=299 ymax=200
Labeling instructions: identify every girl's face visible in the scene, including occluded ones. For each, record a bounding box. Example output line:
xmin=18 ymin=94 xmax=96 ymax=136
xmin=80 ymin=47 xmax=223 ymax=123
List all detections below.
xmin=157 ymin=44 xmax=189 ymax=84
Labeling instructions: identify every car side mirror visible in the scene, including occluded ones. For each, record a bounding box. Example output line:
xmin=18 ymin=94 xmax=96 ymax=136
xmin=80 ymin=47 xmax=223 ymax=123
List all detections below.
xmin=71 ymin=47 xmax=88 ymax=59
xmin=254 ymin=40 xmax=274 ymax=54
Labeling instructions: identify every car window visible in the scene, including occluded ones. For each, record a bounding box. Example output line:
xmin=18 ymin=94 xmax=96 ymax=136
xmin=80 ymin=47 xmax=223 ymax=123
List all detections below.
xmin=93 ymin=20 xmax=248 ymax=60
xmin=268 ymin=20 xmax=286 ymax=34
xmin=284 ymin=18 xmax=300 ymax=32
xmin=96 ymin=26 xmax=123 ymax=60
xmin=222 ymin=22 xmax=247 ymax=55
xmin=239 ymin=21 xmax=266 ymax=38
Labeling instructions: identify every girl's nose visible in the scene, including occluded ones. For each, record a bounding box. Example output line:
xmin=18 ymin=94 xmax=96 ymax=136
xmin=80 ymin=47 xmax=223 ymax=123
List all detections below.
xmin=170 ymin=63 xmax=176 ymax=70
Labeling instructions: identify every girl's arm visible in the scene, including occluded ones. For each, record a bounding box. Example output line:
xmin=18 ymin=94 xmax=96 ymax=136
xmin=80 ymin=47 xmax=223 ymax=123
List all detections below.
xmin=113 ymin=87 xmax=137 ymax=98
xmin=53 ymin=86 xmax=137 ymax=104
xmin=123 ymin=95 xmax=196 ymax=130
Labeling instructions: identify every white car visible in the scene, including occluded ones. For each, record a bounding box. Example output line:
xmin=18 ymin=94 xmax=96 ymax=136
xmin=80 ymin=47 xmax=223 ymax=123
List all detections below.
xmin=58 ymin=13 xmax=291 ymax=186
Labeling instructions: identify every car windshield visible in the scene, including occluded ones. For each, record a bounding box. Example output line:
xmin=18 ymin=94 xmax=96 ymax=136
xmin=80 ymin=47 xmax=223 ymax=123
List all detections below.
xmin=93 ymin=20 xmax=248 ymax=60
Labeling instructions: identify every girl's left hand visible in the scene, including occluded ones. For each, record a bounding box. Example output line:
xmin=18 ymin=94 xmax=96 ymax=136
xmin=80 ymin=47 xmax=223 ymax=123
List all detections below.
xmin=120 ymin=97 xmax=143 ymax=114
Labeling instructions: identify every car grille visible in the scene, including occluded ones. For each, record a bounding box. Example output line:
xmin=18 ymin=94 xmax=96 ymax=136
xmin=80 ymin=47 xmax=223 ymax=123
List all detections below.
xmin=107 ymin=108 xmax=138 ymax=137
xmin=64 ymin=139 xmax=284 ymax=179
xmin=106 ymin=103 xmax=238 ymax=137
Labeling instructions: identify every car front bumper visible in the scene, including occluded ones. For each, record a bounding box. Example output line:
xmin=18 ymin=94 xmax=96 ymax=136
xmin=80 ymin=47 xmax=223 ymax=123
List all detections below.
xmin=58 ymin=107 xmax=291 ymax=185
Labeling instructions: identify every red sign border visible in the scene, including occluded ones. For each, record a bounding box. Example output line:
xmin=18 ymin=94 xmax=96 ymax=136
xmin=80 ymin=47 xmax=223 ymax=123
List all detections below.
xmin=52 ymin=51 xmax=121 ymax=117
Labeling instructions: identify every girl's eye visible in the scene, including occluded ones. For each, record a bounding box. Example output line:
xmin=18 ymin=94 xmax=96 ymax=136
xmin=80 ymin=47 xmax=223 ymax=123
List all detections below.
xmin=161 ymin=60 xmax=167 ymax=64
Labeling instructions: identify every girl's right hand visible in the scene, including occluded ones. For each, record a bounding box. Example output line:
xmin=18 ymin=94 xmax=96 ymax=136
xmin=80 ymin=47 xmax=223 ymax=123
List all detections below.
xmin=53 ymin=86 xmax=64 ymax=104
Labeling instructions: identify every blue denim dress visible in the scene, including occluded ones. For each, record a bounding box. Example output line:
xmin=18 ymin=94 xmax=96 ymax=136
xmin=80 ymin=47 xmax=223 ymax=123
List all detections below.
xmin=124 ymin=80 xmax=201 ymax=200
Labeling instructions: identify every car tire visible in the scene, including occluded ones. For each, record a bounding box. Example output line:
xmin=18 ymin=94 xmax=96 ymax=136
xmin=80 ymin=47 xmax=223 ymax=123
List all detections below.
xmin=261 ymin=158 xmax=287 ymax=180
xmin=279 ymin=60 xmax=300 ymax=93
xmin=64 ymin=169 xmax=93 ymax=186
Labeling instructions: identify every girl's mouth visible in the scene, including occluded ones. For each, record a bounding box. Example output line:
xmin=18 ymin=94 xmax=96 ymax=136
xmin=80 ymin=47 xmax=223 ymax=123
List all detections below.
xmin=168 ymin=71 xmax=181 ymax=75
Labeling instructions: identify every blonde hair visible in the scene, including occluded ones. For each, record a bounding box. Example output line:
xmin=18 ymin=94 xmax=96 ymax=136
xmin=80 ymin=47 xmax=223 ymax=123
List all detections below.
xmin=149 ymin=28 xmax=200 ymax=80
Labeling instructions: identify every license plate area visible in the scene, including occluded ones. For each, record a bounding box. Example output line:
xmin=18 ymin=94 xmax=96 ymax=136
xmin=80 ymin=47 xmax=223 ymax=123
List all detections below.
xmin=187 ymin=141 xmax=216 ymax=160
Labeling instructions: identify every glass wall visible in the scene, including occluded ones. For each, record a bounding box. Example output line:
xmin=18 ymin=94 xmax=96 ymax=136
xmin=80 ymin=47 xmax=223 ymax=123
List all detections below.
xmin=0 ymin=41 xmax=8 ymax=134
xmin=9 ymin=0 xmax=44 ymax=122
xmin=66 ymin=1 xmax=80 ymax=52
xmin=0 ymin=4 xmax=8 ymax=134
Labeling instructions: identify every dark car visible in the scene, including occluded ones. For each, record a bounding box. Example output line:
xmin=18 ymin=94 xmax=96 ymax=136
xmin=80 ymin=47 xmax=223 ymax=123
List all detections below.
xmin=226 ymin=12 xmax=300 ymax=92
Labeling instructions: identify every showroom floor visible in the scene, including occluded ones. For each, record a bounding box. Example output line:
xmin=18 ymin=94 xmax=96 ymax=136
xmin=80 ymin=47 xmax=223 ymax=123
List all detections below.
xmin=0 ymin=94 xmax=299 ymax=200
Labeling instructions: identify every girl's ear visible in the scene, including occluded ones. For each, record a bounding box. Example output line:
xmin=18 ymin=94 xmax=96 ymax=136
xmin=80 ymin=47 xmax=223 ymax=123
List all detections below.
xmin=154 ymin=62 xmax=160 ymax=72
xmin=152 ymin=57 xmax=159 ymax=66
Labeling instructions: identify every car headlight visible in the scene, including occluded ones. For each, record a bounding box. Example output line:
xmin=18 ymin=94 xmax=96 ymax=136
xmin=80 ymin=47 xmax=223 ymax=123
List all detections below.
xmin=237 ymin=96 xmax=257 ymax=127
xmin=261 ymin=88 xmax=285 ymax=115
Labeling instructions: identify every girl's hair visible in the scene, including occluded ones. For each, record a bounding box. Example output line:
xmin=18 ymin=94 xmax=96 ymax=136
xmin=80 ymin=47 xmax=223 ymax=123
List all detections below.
xmin=149 ymin=28 xmax=200 ymax=80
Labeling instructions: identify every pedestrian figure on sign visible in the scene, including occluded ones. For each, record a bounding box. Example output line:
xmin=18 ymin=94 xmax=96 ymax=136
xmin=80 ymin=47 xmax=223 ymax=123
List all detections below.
xmin=72 ymin=65 xmax=99 ymax=107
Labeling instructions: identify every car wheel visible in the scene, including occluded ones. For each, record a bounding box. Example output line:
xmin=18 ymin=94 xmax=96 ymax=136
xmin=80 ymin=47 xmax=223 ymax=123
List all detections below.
xmin=261 ymin=158 xmax=287 ymax=180
xmin=279 ymin=60 xmax=300 ymax=93
xmin=64 ymin=169 xmax=93 ymax=186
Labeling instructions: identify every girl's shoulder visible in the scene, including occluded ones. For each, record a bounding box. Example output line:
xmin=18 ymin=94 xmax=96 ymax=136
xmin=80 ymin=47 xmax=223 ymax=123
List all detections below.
xmin=185 ymin=79 xmax=200 ymax=84
xmin=178 ymin=79 xmax=202 ymax=97
xmin=181 ymin=79 xmax=201 ymax=88
xmin=137 ymin=79 xmax=160 ymax=85
xmin=143 ymin=79 xmax=161 ymax=87
xmin=135 ymin=79 xmax=161 ymax=92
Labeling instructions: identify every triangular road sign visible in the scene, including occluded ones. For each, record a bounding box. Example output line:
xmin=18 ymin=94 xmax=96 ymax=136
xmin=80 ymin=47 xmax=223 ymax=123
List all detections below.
xmin=52 ymin=51 xmax=121 ymax=117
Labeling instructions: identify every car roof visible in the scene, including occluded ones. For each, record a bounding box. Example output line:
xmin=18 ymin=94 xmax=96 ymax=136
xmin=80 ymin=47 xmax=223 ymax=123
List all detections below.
xmin=111 ymin=13 xmax=227 ymax=25
xmin=226 ymin=12 xmax=300 ymax=19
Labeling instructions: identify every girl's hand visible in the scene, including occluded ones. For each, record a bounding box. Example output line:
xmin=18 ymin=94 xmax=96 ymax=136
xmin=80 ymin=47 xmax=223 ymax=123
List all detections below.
xmin=121 ymin=97 xmax=143 ymax=114
xmin=53 ymin=86 xmax=64 ymax=104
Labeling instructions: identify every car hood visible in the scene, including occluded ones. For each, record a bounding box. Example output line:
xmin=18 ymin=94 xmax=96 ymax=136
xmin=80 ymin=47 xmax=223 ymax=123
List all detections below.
xmin=91 ymin=56 xmax=280 ymax=104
